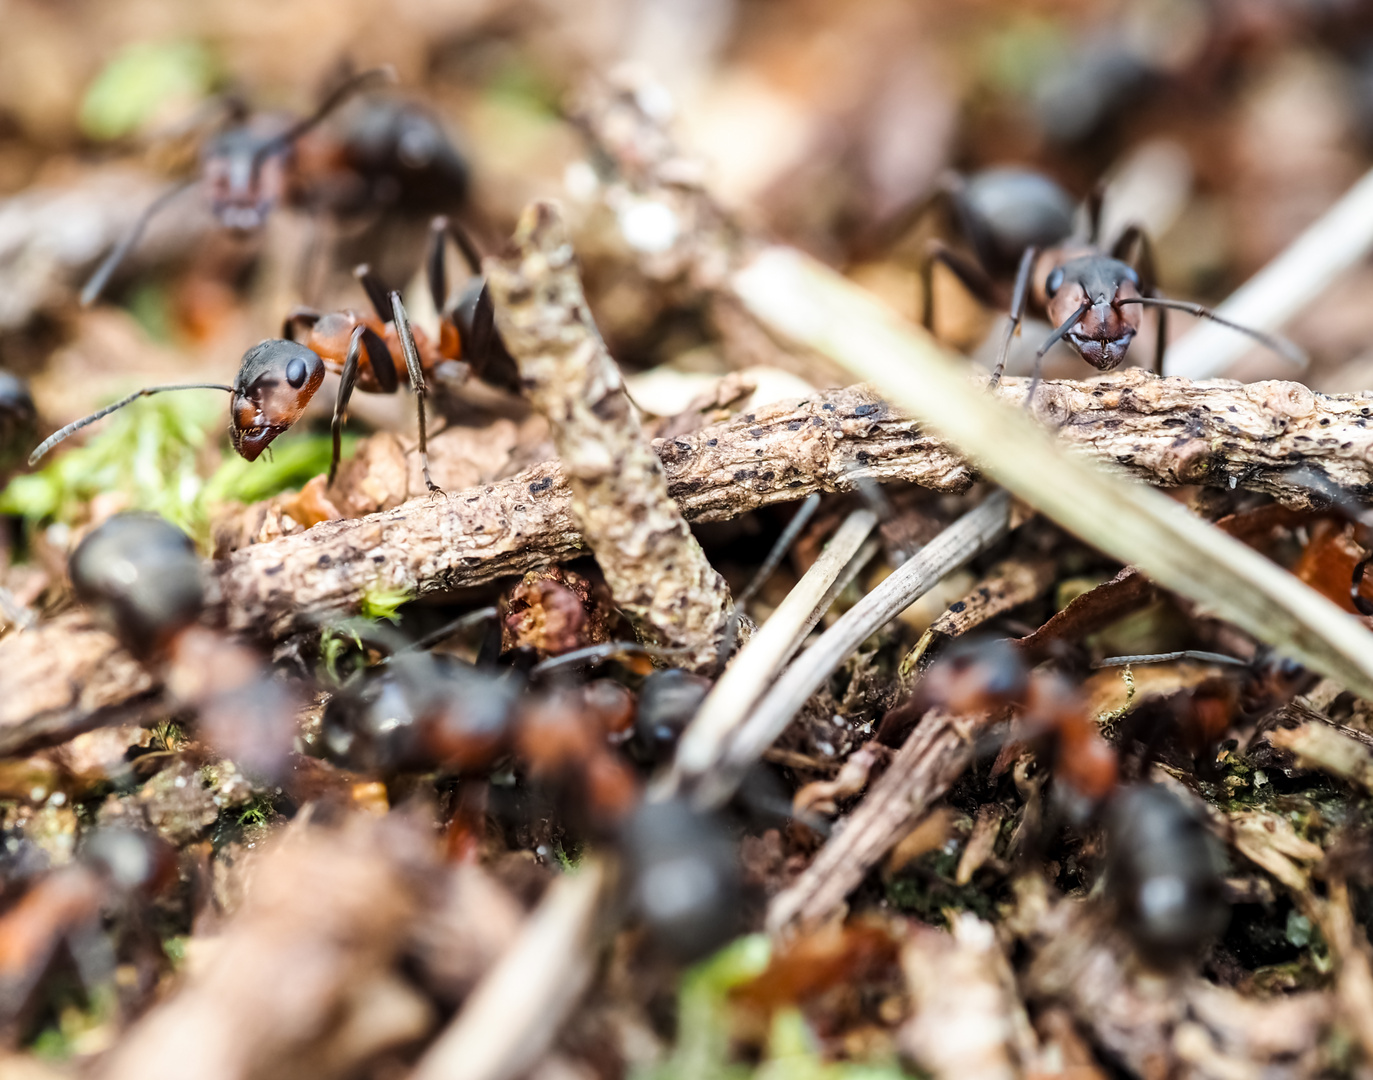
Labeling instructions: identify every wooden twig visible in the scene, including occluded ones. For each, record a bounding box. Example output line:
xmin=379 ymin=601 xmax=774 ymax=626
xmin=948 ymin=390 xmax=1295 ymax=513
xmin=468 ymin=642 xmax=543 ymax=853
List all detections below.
xmin=735 ymin=246 xmax=1373 ymax=702
xmin=411 ymin=861 xmax=606 ymax=1080
xmin=766 ymin=706 xmax=993 ymax=932
xmin=212 ymin=367 xmax=1373 ymax=641
xmin=484 ymin=201 xmax=731 ymax=669
xmin=662 ymin=506 xmax=878 ymax=796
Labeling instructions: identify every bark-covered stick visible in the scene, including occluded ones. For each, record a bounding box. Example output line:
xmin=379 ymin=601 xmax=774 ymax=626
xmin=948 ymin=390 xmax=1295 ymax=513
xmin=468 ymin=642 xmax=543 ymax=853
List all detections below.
xmin=766 ymin=706 xmax=994 ymax=932
xmin=484 ymin=201 xmax=731 ymax=670
xmin=212 ymin=373 xmax=1373 ymax=642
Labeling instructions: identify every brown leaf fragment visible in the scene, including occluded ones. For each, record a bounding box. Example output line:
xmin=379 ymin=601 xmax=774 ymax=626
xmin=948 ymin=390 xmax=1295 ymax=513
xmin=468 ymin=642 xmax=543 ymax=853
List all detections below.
xmin=1016 ymin=567 xmax=1157 ymax=661
xmin=98 ymin=813 xmax=436 ymax=1080
xmin=927 ymin=558 xmax=1057 ymax=641
xmin=901 ymin=915 xmax=1031 ymax=1080
xmin=500 ymin=567 xmax=616 ymax=658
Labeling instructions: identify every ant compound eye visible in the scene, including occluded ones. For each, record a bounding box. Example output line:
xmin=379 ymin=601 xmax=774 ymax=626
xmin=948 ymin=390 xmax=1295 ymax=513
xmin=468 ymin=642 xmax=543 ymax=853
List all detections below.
xmin=1122 ymin=265 xmax=1141 ymax=288
xmin=1046 ymin=267 xmax=1065 ymax=296
xmin=285 ymin=356 xmax=308 ymax=389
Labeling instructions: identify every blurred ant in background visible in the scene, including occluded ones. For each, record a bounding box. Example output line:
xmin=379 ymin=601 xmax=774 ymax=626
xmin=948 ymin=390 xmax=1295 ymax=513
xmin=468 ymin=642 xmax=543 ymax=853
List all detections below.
xmin=68 ymin=512 xmax=300 ymax=780
xmin=81 ymin=65 xmax=473 ymax=307
xmin=914 ymin=167 xmax=1302 ymax=398
xmin=903 ymin=637 xmax=1230 ymax=962
xmin=32 ymin=218 xmax=519 ymax=489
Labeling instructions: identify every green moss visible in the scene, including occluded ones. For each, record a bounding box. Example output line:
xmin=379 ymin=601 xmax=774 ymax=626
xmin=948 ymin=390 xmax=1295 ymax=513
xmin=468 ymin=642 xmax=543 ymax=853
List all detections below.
xmin=885 ymin=848 xmax=997 ymax=924
xmin=0 ymin=389 xmax=353 ymax=548
xmin=79 ymin=39 xmax=218 ymax=140
xmin=359 ymin=581 xmax=411 ymax=624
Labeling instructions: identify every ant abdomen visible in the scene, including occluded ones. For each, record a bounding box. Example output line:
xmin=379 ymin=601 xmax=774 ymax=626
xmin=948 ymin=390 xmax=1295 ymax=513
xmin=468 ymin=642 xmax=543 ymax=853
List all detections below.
xmin=1104 ymin=783 xmax=1229 ymax=963
xmin=69 ymin=513 xmax=206 ymax=660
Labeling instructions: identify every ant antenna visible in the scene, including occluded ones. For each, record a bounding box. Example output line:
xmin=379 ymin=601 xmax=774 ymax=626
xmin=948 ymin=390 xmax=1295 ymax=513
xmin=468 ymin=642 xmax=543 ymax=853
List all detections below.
xmin=29 ymin=383 xmax=233 ymax=465
xmin=1116 ymin=296 xmax=1306 ymax=367
xmin=530 ymin=641 xmax=693 ymax=677
xmin=250 ymin=65 xmax=397 ymax=166
xmin=80 ymin=179 xmax=198 ymax=307
xmin=1025 ymin=301 xmax=1089 ymax=405
xmin=1094 ymin=650 xmax=1248 ymax=669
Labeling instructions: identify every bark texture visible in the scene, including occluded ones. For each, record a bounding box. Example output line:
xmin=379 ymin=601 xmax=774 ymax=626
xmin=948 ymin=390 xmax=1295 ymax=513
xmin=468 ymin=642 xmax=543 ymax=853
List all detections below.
xmin=483 ymin=200 xmax=732 ymax=670
xmin=213 ymin=372 xmax=1373 ymax=640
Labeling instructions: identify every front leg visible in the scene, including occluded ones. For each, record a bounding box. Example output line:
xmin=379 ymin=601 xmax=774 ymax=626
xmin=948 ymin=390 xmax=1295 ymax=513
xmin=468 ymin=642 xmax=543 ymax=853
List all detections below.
xmin=282 ymin=306 xmax=322 ymax=341
xmin=389 ymin=291 xmax=441 ymax=494
xmin=328 ymin=326 xmax=365 ymax=485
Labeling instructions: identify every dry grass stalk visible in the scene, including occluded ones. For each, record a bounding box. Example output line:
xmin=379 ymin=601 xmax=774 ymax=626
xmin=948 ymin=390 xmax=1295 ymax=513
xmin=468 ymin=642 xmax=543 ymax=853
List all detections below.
xmin=695 ymin=492 xmax=1011 ymax=812
xmin=733 ymin=246 xmax=1373 ymax=701
xmin=411 ymin=861 xmax=606 ymax=1080
xmin=664 ymin=506 xmax=877 ymax=795
xmin=767 ymin=707 xmax=994 ymax=932
xmin=484 ymin=200 xmax=732 ymax=670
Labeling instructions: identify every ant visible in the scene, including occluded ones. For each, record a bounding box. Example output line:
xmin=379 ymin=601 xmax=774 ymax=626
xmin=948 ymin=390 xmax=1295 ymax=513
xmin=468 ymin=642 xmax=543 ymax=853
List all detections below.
xmin=32 ymin=219 xmax=516 ymax=492
xmin=909 ymin=638 xmax=1229 ymax=962
xmin=79 ymin=66 xmax=470 ymax=307
xmin=916 ymin=167 xmax=1302 ymax=398
xmin=68 ymin=512 xmax=300 ymax=780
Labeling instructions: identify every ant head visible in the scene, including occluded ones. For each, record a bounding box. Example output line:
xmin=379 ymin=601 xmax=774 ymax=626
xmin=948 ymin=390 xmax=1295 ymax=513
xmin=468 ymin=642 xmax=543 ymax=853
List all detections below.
xmin=202 ymin=126 xmax=289 ymax=232
xmin=230 ymin=340 xmax=325 ymax=461
xmin=923 ymin=636 xmax=1028 ymax=713
xmin=70 ymin=513 xmax=204 ymax=659
xmin=1044 ymin=255 xmax=1144 ymax=371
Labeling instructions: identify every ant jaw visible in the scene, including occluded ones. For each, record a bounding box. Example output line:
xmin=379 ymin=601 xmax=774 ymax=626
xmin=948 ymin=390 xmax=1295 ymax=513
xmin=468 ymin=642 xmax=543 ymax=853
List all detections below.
xmin=231 ymin=423 xmax=287 ymax=461
xmin=1067 ymin=330 xmax=1134 ymax=371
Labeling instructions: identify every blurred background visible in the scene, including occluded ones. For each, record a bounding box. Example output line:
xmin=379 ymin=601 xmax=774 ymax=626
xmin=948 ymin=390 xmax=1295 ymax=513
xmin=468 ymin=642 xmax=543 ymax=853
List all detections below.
xmin=4 ymin=0 xmax=1373 ymax=493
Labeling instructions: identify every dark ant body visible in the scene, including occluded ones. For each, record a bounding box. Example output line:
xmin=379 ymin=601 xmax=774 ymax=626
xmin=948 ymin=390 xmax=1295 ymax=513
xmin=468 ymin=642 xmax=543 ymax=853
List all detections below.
xmin=68 ymin=513 xmax=298 ymax=779
xmin=919 ymin=167 xmax=1301 ymax=397
xmin=81 ymin=68 xmax=473 ymax=307
xmin=0 ymin=372 xmax=36 ymax=474
xmin=34 ymin=219 xmax=516 ymax=492
xmin=908 ymin=639 xmax=1229 ymax=962
xmin=1103 ymin=784 xmax=1229 ymax=961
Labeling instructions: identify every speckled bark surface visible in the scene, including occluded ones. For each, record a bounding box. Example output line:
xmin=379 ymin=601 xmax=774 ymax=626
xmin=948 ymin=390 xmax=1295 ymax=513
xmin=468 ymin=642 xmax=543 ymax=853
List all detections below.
xmin=483 ymin=201 xmax=732 ymax=670
xmin=212 ymin=370 xmax=1373 ymax=641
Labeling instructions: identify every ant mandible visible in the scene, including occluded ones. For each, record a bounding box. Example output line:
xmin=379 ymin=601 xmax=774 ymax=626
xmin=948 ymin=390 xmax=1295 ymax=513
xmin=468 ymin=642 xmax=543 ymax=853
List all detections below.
xmin=32 ymin=219 xmax=515 ymax=492
xmin=918 ymin=167 xmax=1302 ymax=400
xmin=80 ymin=66 xmax=400 ymax=307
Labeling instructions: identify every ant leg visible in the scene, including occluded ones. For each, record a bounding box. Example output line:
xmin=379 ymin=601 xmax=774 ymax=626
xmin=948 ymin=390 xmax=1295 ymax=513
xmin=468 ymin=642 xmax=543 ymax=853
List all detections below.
xmin=426 ymin=218 xmax=449 ymax=314
xmin=1025 ymin=302 xmax=1090 ymax=410
xmin=282 ymin=306 xmax=322 ymax=341
xmin=921 ymin=240 xmax=999 ymax=332
xmin=1353 ymin=556 xmax=1373 ymax=617
xmin=388 ymin=291 xmax=440 ymax=493
xmin=1113 ymin=224 xmax=1168 ymax=375
xmin=81 ymin=179 xmax=197 ymax=307
xmin=252 ymin=67 xmax=396 ymax=162
xmin=328 ymin=327 xmax=366 ymax=485
xmin=992 ymin=247 xmax=1037 ymax=388
xmin=353 ymin=264 xmax=392 ymax=324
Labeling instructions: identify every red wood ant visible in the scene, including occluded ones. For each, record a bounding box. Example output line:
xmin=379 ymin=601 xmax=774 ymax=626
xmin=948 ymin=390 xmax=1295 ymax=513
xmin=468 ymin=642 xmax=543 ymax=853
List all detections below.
xmin=918 ymin=167 xmax=1302 ymax=398
xmin=910 ymin=638 xmax=1229 ymax=961
xmin=79 ymin=66 xmax=472 ymax=307
xmin=33 ymin=219 xmax=515 ymax=491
